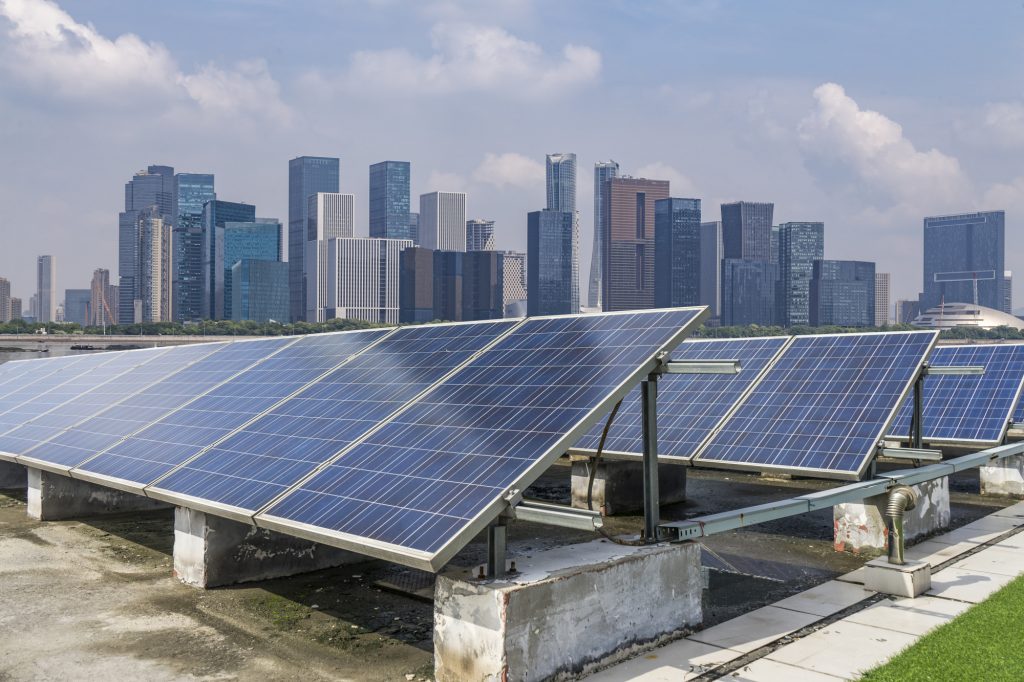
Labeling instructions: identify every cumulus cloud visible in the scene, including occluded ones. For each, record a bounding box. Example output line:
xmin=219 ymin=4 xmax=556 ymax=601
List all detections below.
xmin=335 ymin=22 xmax=600 ymax=96
xmin=0 ymin=0 xmax=291 ymax=123
xmin=797 ymin=82 xmax=972 ymax=214
xmin=635 ymin=162 xmax=700 ymax=197
xmin=472 ymin=152 xmax=544 ymax=189
xmin=983 ymin=102 xmax=1024 ymax=147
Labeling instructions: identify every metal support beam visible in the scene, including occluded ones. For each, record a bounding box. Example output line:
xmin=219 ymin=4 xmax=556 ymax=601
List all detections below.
xmin=663 ymin=360 xmax=742 ymax=375
xmin=508 ymin=500 xmax=604 ymax=531
xmin=641 ymin=375 xmax=660 ymax=543
xmin=486 ymin=522 xmax=507 ymax=579
xmin=880 ymin=447 xmax=943 ymax=462
xmin=911 ymin=372 xmax=924 ymax=449
xmin=922 ymin=365 xmax=985 ymax=376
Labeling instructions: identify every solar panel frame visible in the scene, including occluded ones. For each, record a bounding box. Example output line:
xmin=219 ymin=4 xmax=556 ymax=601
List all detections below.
xmin=692 ymin=330 xmax=938 ymax=481
xmin=71 ymin=327 xmax=397 ymax=497
xmin=255 ymin=307 xmax=708 ymax=572
xmin=886 ymin=343 xmax=1024 ymax=446
xmin=15 ymin=338 xmax=291 ymax=477
xmin=567 ymin=336 xmax=793 ymax=462
xmin=144 ymin=318 xmax=520 ymax=523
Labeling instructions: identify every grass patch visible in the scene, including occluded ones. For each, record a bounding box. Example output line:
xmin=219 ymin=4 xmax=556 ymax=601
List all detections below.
xmin=861 ymin=575 xmax=1024 ymax=681
xmin=244 ymin=594 xmax=312 ymax=630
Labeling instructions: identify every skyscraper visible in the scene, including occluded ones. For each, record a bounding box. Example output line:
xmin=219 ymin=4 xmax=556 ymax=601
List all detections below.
xmin=64 ymin=289 xmax=91 ymax=326
xmin=527 ymin=210 xmax=575 ymax=316
xmin=589 ymin=161 xmax=619 ymax=309
xmin=721 ymin=259 xmax=778 ymax=326
xmin=501 ymin=250 xmax=527 ymax=317
xmin=232 ymin=260 xmax=289 ymax=323
xmin=202 ymin=200 xmax=256 ymax=319
xmin=654 ymin=198 xmax=702 ymax=308
xmin=36 ymin=255 xmax=55 ymax=323
xmin=90 ymin=268 xmax=117 ymax=326
xmin=875 ymin=273 xmax=891 ymax=326
xmin=399 ymin=247 xmax=436 ymax=323
xmin=135 ymin=208 xmax=171 ymax=323
xmin=0 ymin=277 xmax=10 ymax=322
xmin=419 ymin=192 xmax=467 ymax=251
xmin=601 ymin=177 xmax=670 ymax=311
xmin=221 ymin=219 xmax=283 ymax=320
xmin=462 ymin=251 xmax=505 ymax=321
xmin=307 ymin=193 xmax=354 ymax=242
xmin=778 ymin=222 xmax=824 ymax=327
xmin=10 ymin=297 xmax=21 ymax=321
xmin=172 ymin=172 xmax=215 ymax=322
xmin=1005 ymin=271 xmax=1013 ymax=314
xmin=369 ymin=161 xmax=412 ymax=240
xmin=546 ymin=153 xmax=579 ymax=311
xmin=288 ymin=156 xmax=340 ymax=322
xmin=810 ymin=260 xmax=876 ymax=327
xmin=466 ymin=219 xmax=496 ymax=251
xmin=721 ymin=201 xmax=774 ymax=261
xmin=699 ymin=221 xmax=723 ymax=320
xmin=119 ymin=165 xmax=174 ymax=323
xmin=320 ymin=238 xmax=412 ymax=324
xmin=922 ymin=211 xmax=1005 ymax=311
xmin=408 ymin=212 xmax=420 ymax=245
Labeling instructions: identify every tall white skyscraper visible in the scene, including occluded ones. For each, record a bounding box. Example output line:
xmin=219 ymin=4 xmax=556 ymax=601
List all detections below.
xmin=589 ymin=160 xmax=619 ymax=310
xmin=316 ymin=237 xmax=412 ymax=324
xmin=875 ymin=272 xmax=891 ymax=326
xmin=419 ymin=192 xmax=467 ymax=251
xmin=466 ymin=219 xmax=496 ymax=251
xmin=307 ymin=192 xmax=354 ymax=241
xmin=501 ymin=250 xmax=527 ymax=317
xmin=0 ymin=276 xmax=10 ymax=322
xmin=546 ymin=153 xmax=580 ymax=311
xmin=36 ymin=255 xmax=56 ymax=323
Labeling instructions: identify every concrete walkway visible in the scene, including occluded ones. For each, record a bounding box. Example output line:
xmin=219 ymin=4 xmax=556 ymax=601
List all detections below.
xmin=587 ymin=501 xmax=1024 ymax=681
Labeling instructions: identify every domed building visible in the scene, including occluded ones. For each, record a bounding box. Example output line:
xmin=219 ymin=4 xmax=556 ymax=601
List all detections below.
xmin=911 ymin=302 xmax=1024 ymax=331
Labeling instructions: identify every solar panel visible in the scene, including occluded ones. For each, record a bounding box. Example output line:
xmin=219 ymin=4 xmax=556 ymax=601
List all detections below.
xmin=0 ymin=347 xmax=170 ymax=436
xmin=1015 ymin=384 xmax=1024 ymax=427
xmin=887 ymin=344 xmax=1024 ymax=445
xmin=73 ymin=328 xmax=392 ymax=491
xmin=693 ymin=331 xmax=937 ymax=480
xmin=257 ymin=307 xmax=705 ymax=571
xmin=147 ymin=319 xmax=518 ymax=519
xmin=0 ymin=343 xmax=226 ymax=464
xmin=17 ymin=338 xmax=291 ymax=472
xmin=0 ymin=353 xmax=101 ymax=408
xmin=571 ymin=336 xmax=790 ymax=461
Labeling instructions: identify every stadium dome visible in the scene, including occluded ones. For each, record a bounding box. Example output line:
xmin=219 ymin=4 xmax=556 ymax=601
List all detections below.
xmin=911 ymin=302 xmax=1024 ymax=331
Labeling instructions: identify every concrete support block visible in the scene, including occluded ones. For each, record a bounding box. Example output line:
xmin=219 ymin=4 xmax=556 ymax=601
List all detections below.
xmin=434 ymin=540 xmax=702 ymax=682
xmin=833 ymin=478 xmax=950 ymax=554
xmin=864 ymin=558 xmax=931 ymax=598
xmin=0 ymin=460 xmax=25 ymax=489
xmin=26 ymin=468 xmax=169 ymax=521
xmin=173 ymin=507 xmax=365 ymax=588
xmin=570 ymin=460 xmax=686 ymax=515
xmin=981 ymin=454 xmax=1024 ymax=498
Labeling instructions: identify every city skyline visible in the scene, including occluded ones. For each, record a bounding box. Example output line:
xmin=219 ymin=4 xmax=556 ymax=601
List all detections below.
xmin=2 ymin=1 xmax=1023 ymax=308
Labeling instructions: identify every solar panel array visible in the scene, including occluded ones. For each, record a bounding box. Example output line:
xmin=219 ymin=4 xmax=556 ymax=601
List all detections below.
xmin=571 ymin=336 xmax=791 ymax=461
xmin=888 ymin=344 xmax=1024 ymax=445
xmin=0 ymin=308 xmax=706 ymax=571
xmin=693 ymin=331 xmax=937 ymax=479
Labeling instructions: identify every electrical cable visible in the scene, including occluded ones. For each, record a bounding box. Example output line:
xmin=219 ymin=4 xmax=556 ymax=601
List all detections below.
xmin=585 ymin=398 xmax=645 ymax=546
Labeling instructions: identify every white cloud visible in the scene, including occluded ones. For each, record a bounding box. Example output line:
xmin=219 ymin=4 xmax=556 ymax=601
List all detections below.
xmin=0 ymin=0 xmax=290 ymax=122
xmin=635 ymin=162 xmax=700 ymax=197
xmin=797 ymin=82 xmax=972 ymax=214
xmin=336 ymin=22 xmax=600 ymax=96
xmin=983 ymin=102 xmax=1024 ymax=147
xmin=472 ymin=152 xmax=544 ymax=189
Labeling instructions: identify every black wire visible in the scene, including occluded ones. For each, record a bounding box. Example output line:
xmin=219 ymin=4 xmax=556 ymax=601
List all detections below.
xmin=586 ymin=398 xmax=645 ymax=546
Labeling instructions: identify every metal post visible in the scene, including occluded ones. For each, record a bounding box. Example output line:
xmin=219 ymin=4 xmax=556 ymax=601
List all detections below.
xmin=641 ymin=375 xmax=660 ymax=543
xmin=486 ymin=521 xmax=507 ymax=578
xmin=912 ymin=374 xmax=924 ymax=449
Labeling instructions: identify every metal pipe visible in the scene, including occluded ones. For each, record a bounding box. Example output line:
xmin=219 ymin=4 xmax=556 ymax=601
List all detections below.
xmin=641 ymin=376 xmax=660 ymax=542
xmin=885 ymin=485 xmax=918 ymax=565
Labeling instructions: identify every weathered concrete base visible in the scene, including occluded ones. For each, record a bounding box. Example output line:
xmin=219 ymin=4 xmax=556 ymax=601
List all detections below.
xmin=833 ymin=478 xmax=950 ymax=554
xmin=864 ymin=558 xmax=931 ymax=598
xmin=26 ymin=468 xmax=169 ymax=521
xmin=570 ymin=460 xmax=686 ymax=515
xmin=0 ymin=460 xmax=25 ymax=489
xmin=434 ymin=539 xmax=702 ymax=682
xmin=980 ymin=454 xmax=1024 ymax=498
xmin=173 ymin=507 xmax=365 ymax=588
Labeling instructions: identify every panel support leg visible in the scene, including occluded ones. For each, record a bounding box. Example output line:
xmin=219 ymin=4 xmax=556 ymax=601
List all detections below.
xmin=641 ymin=375 xmax=660 ymax=543
xmin=910 ymin=373 xmax=924 ymax=449
xmin=486 ymin=521 xmax=507 ymax=579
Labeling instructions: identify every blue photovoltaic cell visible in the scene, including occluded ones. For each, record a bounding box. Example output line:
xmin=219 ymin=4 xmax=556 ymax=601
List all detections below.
xmin=151 ymin=320 xmax=518 ymax=513
xmin=0 ymin=343 xmax=224 ymax=460
xmin=0 ymin=354 xmax=101 ymax=410
xmin=19 ymin=338 xmax=289 ymax=469
xmin=261 ymin=308 xmax=703 ymax=565
xmin=0 ymin=348 xmax=168 ymax=435
xmin=694 ymin=331 xmax=937 ymax=479
xmin=888 ymin=344 xmax=1024 ymax=444
xmin=77 ymin=329 xmax=391 ymax=487
xmin=572 ymin=336 xmax=789 ymax=459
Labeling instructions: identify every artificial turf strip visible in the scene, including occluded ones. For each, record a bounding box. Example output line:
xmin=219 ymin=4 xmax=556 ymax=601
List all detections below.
xmin=860 ymin=575 xmax=1024 ymax=681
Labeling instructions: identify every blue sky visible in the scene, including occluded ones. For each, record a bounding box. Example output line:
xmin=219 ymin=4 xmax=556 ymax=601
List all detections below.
xmin=2 ymin=0 xmax=1023 ymax=310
